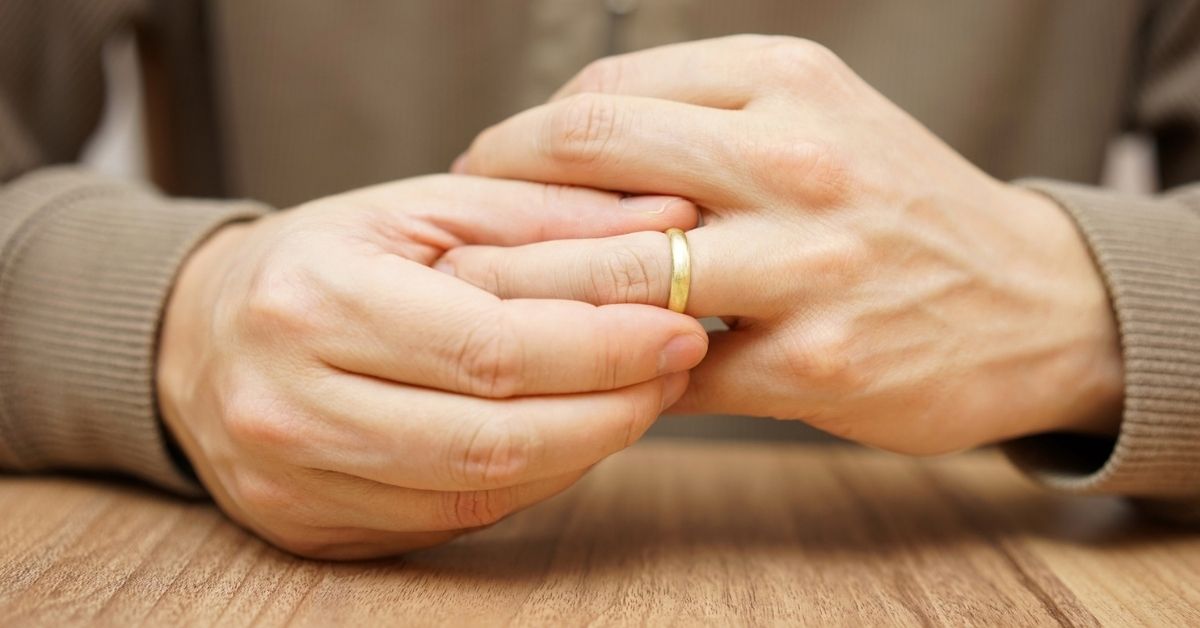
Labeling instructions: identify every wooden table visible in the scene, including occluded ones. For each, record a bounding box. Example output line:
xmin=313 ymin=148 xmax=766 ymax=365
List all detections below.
xmin=2 ymin=440 xmax=1198 ymax=626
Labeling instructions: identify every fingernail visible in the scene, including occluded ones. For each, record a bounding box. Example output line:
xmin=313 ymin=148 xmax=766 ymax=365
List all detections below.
xmin=657 ymin=333 xmax=706 ymax=375
xmin=619 ymin=195 xmax=679 ymax=215
xmin=661 ymin=372 xmax=689 ymax=411
xmin=450 ymin=153 xmax=469 ymax=174
xmin=433 ymin=259 xmax=456 ymax=276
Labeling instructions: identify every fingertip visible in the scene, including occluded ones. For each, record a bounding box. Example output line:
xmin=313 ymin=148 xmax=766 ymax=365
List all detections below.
xmin=618 ymin=195 xmax=678 ymax=215
xmin=581 ymin=195 xmax=700 ymax=256
xmin=657 ymin=331 xmax=709 ymax=375
xmin=614 ymin=194 xmax=695 ymax=226
xmin=432 ymin=257 xmax=456 ymax=276
xmin=669 ymin=198 xmax=702 ymax=231
xmin=449 ymin=153 xmax=469 ymax=174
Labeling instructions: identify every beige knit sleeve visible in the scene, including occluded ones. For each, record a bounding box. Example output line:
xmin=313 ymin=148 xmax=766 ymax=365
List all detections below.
xmin=0 ymin=1 xmax=270 ymax=494
xmin=0 ymin=169 xmax=267 ymax=494
xmin=1002 ymin=2 xmax=1200 ymax=519
xmin=1003 ymin=182 xmax=1200 ymax=519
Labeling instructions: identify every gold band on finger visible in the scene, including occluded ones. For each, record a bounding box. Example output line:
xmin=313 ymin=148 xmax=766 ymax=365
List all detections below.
xmin=665 ymin=227 xmax=691 ymax=313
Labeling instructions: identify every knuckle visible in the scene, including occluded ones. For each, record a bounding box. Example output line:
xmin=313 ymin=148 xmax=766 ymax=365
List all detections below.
xmin=584 ymin=244 xmax=657 ymax=305
xmin=591 ymin=331 xmax=624 ymax=391
xmin=446 ymin=487 xmax=518 ymax=529
xmin=573 ymin=57 xmax=626 ymax=95
xmin=451 ymin=415 xmax=534 ymax=489
xmin=751 ymin=140 xmax=852 ymax=207
xmin=776 ymin=327 xmax=861 ymax=391
xmin=223 ymin=391 xmax=298 ymax=451
xmin=234 ymin=471 xmax=304 ymax=520
xmin=545 ymin=94 xmax=621 ymax=166
xmin=804 ymin=235 xmax=871 ymax=283
xmin=576 ymin=235 xmax=662 ymax=304
xmin=761 ymin=37 xmax=842 ymax=83
xmin=240 ymin=264 xmax=321 ymax=338
xmin=538 ymin=183 xmax=575 ymax=214
xmin=455 ymin=314 xmax=522 ymax=398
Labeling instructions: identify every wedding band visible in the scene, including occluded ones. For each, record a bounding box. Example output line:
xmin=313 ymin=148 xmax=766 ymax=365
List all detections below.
xmin=665 ymin=227 xmax=691 ymax=313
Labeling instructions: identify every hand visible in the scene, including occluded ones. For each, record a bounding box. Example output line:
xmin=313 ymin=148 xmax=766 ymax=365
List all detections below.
xmin=156 ymin=175 xmax=707 ymax=559
xmin=444 ymin=36 xmax=1124 ymax=454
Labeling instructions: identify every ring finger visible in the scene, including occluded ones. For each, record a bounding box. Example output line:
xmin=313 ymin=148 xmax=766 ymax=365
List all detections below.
xmin=438 ymin=223 xmax=785 ymax=319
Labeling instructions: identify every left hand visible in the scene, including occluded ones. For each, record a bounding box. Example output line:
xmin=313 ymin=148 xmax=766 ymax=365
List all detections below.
xmin=443 ymin=35 xmax=1124 ymax=454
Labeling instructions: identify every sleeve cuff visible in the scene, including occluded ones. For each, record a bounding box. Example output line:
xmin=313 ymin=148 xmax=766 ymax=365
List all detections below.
xmin=1003 ymin=179 xmax=1200 ymax=509
xmin=0 ymin=168 xmax=269 ymax=495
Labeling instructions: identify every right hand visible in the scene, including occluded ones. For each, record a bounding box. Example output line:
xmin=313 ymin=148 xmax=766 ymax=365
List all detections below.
xmin=447 ymin=36 xmax=1123 ymax=455
xmin=155 ymin=175 xmax=707 ymax=559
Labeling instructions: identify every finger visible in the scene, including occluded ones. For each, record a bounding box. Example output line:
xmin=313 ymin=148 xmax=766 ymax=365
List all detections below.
xmin=289 ymin=371 xmax=689 ymax=491
xmin=314 ymin=259 xmax=706 ymax=396
xmin=551 ymin=36 xmax=854 ymax=114
xmin=460 ymin=94 xmax=748 ymax=208
xmin=666 ymin=328 xmax=827 ymax=419
xmin=438 ymin=225 xmax=778 ymax=318
xmin=264 ymin=467 xmax=586 ymax=533
xmin=346 ymin=175 xmax=698 ymax=255
xmin=551 ymin=35 xmax=780 ymax=107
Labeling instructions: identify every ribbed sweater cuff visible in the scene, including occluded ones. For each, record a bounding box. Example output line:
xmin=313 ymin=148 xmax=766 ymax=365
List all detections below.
xmin=1003 ymin=179 xmax=1200 ymax=507
xmin=0 ymin=168 xmax=269 ymax=495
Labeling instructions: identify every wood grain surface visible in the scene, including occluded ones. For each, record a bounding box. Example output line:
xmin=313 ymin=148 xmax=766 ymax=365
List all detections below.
xmin=1 ymin=440 xmax=1197 ymax=627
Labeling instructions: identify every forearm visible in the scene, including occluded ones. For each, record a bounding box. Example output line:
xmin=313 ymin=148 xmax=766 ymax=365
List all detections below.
xmin=0 ymin=167 xmax=268 ymax=494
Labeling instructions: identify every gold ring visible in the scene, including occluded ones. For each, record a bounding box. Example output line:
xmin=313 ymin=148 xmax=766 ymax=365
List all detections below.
xmin=665 ymin=227 xmax=691 ymax=313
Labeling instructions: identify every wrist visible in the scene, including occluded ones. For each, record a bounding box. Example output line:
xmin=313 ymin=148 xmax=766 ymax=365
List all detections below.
xmin=1006 ymin=185 xmax=1124 ymax=438
xmin=156 ymin=221 xmax=254 ymax=441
